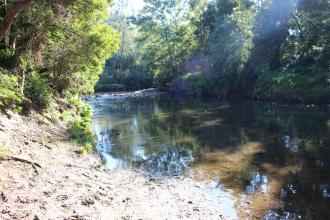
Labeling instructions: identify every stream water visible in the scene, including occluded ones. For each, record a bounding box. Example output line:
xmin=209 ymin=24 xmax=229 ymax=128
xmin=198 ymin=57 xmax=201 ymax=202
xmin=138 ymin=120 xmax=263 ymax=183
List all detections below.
xmin=90 ymin=95 xmax=330 ymax=219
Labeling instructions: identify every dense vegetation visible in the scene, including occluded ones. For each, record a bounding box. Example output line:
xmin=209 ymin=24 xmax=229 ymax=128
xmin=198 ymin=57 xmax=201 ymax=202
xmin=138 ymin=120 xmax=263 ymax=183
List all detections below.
xmin=99 ymin=0 xmax=329 ymax=103
xmin=0 ymin=0 xmax=119 ymax=149
xmin=1 ymin=0 xmax=329 ymax=119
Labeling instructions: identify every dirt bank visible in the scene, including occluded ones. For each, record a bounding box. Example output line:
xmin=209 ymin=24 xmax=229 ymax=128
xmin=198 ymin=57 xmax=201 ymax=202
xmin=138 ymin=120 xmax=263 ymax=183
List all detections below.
xmin=0 ymin=113 xmax=238 ymax=220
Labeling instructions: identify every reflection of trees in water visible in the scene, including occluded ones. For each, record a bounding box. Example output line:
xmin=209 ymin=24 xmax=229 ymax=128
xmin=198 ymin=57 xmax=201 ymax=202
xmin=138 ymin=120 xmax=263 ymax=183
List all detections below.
xmin=92 ymin=96 xmax=330 ymax=219
xmin=131 ymin=100 xmax=198 ymax=176
xmin=155 ymin=99 xmax=330 ymax=219
xmin=133 ymin=144 xmax=194 ymax=176
xmin=93 ymin=98 xmax=199 ymax=176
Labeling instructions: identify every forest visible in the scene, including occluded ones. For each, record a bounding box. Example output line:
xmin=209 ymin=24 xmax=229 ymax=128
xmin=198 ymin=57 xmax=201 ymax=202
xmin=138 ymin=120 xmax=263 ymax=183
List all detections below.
xmin=97 ymin=0 xmax=330 ymax=104
xmin=0 ymin=1 xmax=330 ymax=219
xmin=0 ymin=0 xmax=119 ymax=111
xmin=0 ymin=0 xmax=328 ymax=149
xmin=0 ymin=0 xmax=329 ymax=115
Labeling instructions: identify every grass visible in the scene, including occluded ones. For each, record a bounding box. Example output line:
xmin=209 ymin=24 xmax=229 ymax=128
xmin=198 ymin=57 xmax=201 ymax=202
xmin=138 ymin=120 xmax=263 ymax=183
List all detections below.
xmin=0 ymin=143 xmax=10 ymax=159
xmin=78 ymin=143 xmax=95 ymax=155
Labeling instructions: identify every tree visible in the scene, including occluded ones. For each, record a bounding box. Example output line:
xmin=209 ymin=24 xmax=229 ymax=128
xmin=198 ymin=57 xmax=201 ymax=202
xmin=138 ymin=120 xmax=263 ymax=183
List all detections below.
xmin=133 ymin=0 xmax=197 ymax=86
xmin=0 ymin=0 xmax=120 ymax=110
xmin=0 ymin=0 xmax=32 ymax=41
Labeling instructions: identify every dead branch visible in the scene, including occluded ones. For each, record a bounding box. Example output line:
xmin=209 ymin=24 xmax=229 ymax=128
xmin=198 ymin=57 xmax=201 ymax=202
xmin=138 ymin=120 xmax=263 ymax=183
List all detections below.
xmin=3 ymin=156 xmax=42 ymax=169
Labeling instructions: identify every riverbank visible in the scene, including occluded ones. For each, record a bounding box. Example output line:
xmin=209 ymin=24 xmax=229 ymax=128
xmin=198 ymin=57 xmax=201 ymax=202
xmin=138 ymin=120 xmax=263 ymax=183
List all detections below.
xmin=93 ymin=87 xmax=330 ymax=106
xmin=89 ymin=88 xmax=166 ymax=100
xmin=0 ymin=112 xmax=238 ymax=220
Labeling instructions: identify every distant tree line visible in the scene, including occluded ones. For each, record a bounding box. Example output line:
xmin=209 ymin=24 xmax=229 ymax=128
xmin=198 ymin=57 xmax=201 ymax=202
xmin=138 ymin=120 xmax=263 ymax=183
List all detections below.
xmin=98 ymin=0 xmax=330 ymax=103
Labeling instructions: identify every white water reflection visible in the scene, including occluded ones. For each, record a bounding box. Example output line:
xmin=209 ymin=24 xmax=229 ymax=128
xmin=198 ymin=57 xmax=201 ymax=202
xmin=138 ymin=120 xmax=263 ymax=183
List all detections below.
xmin=316 ymin=184 xmax=330 ymax=199
xmin=282 ymin=135 xmax=299 ymax=152
xmin=264 ymin=210 xmax=301 ymax=220
xmin=246 ymin=172 xmax=268 ymax=194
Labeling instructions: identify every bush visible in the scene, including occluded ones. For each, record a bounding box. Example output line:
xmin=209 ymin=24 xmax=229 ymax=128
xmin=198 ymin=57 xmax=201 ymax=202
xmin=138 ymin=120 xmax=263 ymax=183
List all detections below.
xmin=0 ymin=49 xmax=16 ymax=69
xmin=95 ymin=83 xmax=127 ymax=92
xmin=254 ymin=66 xmax=330 ymax=103
xmin=169 ymin=79 xmax=192 ymax=97
xmin=185 ymin=74 xmax=220 ymax=97
xmin=69 ymin=118 xmax=96 ymax=145
xmin=78 ymin=143 xmax=95 ymax=155
xmin=67 ymin=95 xmax=96 ymax=151
xmin=24 ymin=72 xmax=53 ymax=110
xmin=0 ymin=73 xmax=22 ymax=109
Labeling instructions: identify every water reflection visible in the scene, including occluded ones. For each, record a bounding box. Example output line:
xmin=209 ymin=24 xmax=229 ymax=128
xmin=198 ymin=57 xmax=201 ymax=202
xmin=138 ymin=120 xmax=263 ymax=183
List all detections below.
xmin=246 ymin=172 xmax=268 ymax=194
xmin=264 ymin=210 xmax=301 ymax=220
xmin=92 ymin=98 xmax=198 ymax=176
xmin=90 ymin=96 xmax=330 ymax=219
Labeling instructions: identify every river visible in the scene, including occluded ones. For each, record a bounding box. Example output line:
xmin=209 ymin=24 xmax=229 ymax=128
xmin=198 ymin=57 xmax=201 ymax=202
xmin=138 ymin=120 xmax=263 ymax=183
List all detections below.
xmin=90 ymin=94 xmax=330 ymax=219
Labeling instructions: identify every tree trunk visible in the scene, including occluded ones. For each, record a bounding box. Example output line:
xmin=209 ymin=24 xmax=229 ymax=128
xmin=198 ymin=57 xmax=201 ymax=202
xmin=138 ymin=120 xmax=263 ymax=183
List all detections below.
xmin=18 ymin=64 xmax=25 ymax=95
xmin=0 ymin=0 xmax=33 ymax=42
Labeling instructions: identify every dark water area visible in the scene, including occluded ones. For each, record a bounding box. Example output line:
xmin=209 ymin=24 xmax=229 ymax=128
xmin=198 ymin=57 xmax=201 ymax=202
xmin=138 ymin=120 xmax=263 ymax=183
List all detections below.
xmin=90 ymin=95 xmax=330 ymax=219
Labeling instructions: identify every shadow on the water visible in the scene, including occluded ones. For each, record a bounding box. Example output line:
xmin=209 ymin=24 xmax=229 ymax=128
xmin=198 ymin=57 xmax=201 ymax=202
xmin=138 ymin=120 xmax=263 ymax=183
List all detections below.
xmin=90 ymin=95 xmax=330 ymax=219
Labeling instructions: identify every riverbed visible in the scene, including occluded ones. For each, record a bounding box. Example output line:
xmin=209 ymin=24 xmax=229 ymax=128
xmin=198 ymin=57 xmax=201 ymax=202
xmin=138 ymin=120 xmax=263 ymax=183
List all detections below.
xmin=90 ymin=94 xmax=330 ymax=219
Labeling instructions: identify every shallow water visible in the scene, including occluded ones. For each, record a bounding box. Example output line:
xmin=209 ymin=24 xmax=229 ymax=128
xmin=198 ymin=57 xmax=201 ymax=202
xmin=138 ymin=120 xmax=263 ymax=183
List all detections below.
xmin=90 ymin=95 xmax=330 ymax=219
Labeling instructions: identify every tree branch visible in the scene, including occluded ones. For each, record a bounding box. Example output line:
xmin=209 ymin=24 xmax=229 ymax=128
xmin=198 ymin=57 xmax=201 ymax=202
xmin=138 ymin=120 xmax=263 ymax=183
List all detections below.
xmin=0 ymin=0 xmax=33 ymax=41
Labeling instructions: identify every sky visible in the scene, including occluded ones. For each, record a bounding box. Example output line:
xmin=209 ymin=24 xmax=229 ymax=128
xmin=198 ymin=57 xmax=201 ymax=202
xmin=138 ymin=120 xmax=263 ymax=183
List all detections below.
xmin=109 ymin=0 xmax=145 ymax=16
xmin=127 ymin=0 xmax=145 ymax=13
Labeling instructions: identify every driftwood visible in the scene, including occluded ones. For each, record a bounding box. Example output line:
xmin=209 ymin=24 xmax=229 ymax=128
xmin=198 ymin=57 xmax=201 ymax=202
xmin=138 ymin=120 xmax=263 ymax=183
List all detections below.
xmin=2 ymin=156 xmax=42 ymax=173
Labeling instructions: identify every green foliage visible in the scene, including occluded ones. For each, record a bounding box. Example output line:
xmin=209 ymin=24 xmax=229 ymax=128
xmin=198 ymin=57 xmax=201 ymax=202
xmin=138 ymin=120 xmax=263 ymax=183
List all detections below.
xmin=24 ymin=73 xmax=53 ymax=110
xmin=69 ymin=118 xmax=96 ymax=146
xmin=0 ymin=0 xmax=328 ymax=110
xmin=95 ymin=83 xmax=127 ymax=92
xmin=97 ymin=54 xmax=152 ymax=91
xmin=186 ymin=74 xmax=218 ymax=97
xmin=0 ymin=73 xmax=22 ymax=109
xmin=207 ymin=0 xmax=257 ymax=76
xmin=0 ymin=0 xmax=120 ymax=111
xmin=0 ymin=49 xmax=16 ymax=69
xmin=132 ymin=0 xmax=198 ymax=87
xmin=40 ymin=1 xmax=120 ymax=95
xmin=78 ymin=143 xmax=95 ymax=155
xmin=181 ymin=0 xmax=329 ymax=102
xmin=67 ymin=95 xmax=96 ymax=150
xmin=98 ymin=0 xmax=199 ymax=90
xmin=255 ymin=65 xmax=330 ymax=103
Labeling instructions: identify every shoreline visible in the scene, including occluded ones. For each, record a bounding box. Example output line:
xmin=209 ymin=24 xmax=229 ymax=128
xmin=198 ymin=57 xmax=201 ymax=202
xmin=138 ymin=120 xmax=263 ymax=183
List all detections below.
xmin=0 ymin=113 xmax=239 ymax=220
xmin=93 ymin=88 xmax=330 ymax=107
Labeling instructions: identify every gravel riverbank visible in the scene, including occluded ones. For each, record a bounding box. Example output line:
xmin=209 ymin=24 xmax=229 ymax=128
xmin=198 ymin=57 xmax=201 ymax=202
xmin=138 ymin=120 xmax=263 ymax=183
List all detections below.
xmin=0 ymin=113 xmax=238 ymax=220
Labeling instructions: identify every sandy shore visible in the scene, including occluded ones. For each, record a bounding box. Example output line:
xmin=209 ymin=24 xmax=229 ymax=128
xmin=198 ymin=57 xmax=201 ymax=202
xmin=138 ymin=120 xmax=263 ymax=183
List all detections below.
xmin=0 ymin=113 xmax=238 ymax=220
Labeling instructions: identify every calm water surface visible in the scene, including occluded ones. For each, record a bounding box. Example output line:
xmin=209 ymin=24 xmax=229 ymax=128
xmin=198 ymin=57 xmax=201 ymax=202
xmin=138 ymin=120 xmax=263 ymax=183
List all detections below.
xmin=90 ymin=95 xmax=330 ymax=219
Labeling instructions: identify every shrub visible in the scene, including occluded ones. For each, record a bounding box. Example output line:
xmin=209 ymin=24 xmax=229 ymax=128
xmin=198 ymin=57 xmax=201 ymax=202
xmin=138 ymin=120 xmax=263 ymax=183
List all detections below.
xmin=0 ymin=49 xmax=16 ymax=69
xmin=24 ymin=72 xmax=53 ymax=110
xmin=78 ymin=143 xmax=95 ymax=155
xmin=95 ymin=83 xmax=127 ymax=92
xmin=255 ymin=66 xmax=330 ymax=103
xmin=69 ymin=118 xmax=96 ymax=145
xmin=169 ymin=79 xmax=192 ymax=97
xmin=67 ymin=95 xmax=96 ymax=151
xmin=185 ymin=74 xmax=220 ymax=97
xmin=0 ymin=73 xmax=22 ymax=109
